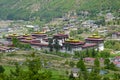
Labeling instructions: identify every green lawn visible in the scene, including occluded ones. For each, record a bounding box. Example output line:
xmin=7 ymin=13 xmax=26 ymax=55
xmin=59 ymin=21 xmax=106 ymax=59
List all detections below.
xmin=50 ymin=69 xmax=68 ymax=80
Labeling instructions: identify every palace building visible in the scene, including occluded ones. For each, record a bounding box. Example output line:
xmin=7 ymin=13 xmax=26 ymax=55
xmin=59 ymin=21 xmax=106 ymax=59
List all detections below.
xmin=85 ymin=34 xmax=104 ymax=51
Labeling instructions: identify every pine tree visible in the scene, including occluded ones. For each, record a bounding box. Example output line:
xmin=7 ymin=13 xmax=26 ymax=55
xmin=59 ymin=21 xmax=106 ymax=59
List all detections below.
xmin=77 ymin=60 xmax=86 ymax=72
xmin=53 ymin=39 xmax=60 ymax=52
xmin=86 ymin=49 xmax=89 ymax=57
xmin=92 ymin=48 xmax=96 ymax=57
xmin=48 ymin=38 xmax=53 ymax=52
xmin=0 ymin=65 xmax=5 ymax=73
xmin=94 ymin=58 xmax=100 ymax=74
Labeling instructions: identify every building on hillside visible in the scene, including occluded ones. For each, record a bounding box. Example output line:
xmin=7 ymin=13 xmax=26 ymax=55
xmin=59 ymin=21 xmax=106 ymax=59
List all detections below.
xmin=81 ymin=20 xmax=98 ymax=28
xmin=85 ymin=34 xmax=104 ymax=51
xmin=98 ymin=27 xmax=108 ymax=36
xmin=53 ymin=33 xmax=69 ymax=40
xmin=53 ymin=33 xmax=69 ymax=46
xmin=112 ymin=32 xmax=120 ymax=39
xmin=105 ymin=13 xmax=115 ymax=22
xmin=113 ymin=56 xmax=120 ymax=67
xmin=62 ymin=38 xmax=85 ymax=53
xmin=25 ymin=25 xmax=34 ymax=28
xmin=83 ymin=57 xmax=95 ymax=63
xmin=0 ymin=46 xmax=13 ymax=52
xmin=20 ymin=37 xmax=48 ymax=50
xmin=71 ymin=68 xmax=79 ymax=78
xmin=42 ymin=26 xmax=50 ymax=33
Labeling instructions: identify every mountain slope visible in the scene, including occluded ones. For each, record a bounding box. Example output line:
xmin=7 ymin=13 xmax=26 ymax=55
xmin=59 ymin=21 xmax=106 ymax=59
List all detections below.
xmin=0 ymin=0 xmax=119 ymax=21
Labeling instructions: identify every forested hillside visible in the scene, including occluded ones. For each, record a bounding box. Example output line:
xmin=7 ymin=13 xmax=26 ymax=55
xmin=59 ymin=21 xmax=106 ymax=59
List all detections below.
xmin=0 ymin=0 xmax=119 ymax=22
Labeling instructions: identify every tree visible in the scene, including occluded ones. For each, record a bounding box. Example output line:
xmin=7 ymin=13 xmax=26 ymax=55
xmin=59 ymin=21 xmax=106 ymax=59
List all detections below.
xmin=5 ymin=50 xmax=53 ymax=80
xmin=88 ymin=71 xmax=101 ymax=80
xmin=69 ymin=71 xmax=75 ymax=80
xmin=113 ymin=73 xmax=120 ymax=80
xmin=104 ymin=58 xmax=117 ymax=70
xmin=88 ymin=58 xmax=101 ymax=80
xmin=69 ymin=61 xmax=75 ymax=68
xmin=0 ymin=65 xmax=5 ymax=73
xmin=48 ymin=38 xmax=53 ymax=52
xmin=104 ymin=58 xmax=111 ymax=69
xmin=94 ymin=58 xmax=100 ymax=74
xmin=94 ymin=58 xmax=100 ymax=67
xmin=109 ymin=62 xmax=117 ymax=70
xmin=64 ymin=43 xmax=72 ymax=51
xmin=104 ymin=58 xmax=110 ymax=67
xmin=10 ymin=62 xmax=21 ymax=79
xmin=92 ymin=48 xmax=96 ymax=57
xmin=12 ymin=37 xmax=20 ymax=47
xmin=27 ymin=58 xmax=42 ymax=74
xmin=23 ymin=44 xmax=31 ymax=50
xmin=53 ymin=39 xmax=60 ymax=52
xmin=77 ymin=28 xmax=83 ymax=34
xmin=76 ymin=59 xmax=88 ymax=80
xmin=103 ymin=77 xmax=110 ymax=80
xmin=85 ymin=49 xmax=89 ymax=57
xmin=77 ymin=60 xmax=86 ymax=72
xmin=99 ymin=50 xmax=110 ymax=58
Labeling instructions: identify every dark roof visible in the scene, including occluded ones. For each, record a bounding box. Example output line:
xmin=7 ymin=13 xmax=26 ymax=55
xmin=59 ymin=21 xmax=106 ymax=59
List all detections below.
xmin=115 ymin=56 xmax=120 ymax=59
xmin=113 ymin=61 xmax=120 ymax=65
xmin=83 ymin=57 xmax=95 ymax=61
xmin=31 ymin=33 xmax=47 ymax=37
xmin=71 ymin=68 xmax=80 ymax=73
xmin=53 ymin=34 xmax=68 ymax=39
xmin=20 ymin=39 xmax=40 ymax=43
xmin=0 ymin=46 xmax=11 ymax=51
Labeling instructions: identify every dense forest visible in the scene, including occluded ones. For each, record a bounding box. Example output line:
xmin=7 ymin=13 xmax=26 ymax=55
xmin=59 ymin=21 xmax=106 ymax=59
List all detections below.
xmin=0 ymin=0 xmax=120 ymax=22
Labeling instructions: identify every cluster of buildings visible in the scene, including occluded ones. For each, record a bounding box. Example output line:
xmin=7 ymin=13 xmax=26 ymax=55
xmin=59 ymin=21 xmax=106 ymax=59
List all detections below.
xmin=112 ymin=56 xmax=120 ymax=67
xmin=1 ymin=32 xmax=104 ymax=53
xmin=82 ymin=56 xmax=120 ymax=68
xmin=112 ymin=32 xmax=120 ymax=39
xmin=81 ymin=20 xmax=98 ymax=29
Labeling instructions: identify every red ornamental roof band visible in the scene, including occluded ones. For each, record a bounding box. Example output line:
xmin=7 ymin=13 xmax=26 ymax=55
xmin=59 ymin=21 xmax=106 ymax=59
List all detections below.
xmin=69 ymin=42 xmax=85 ymax=45
xmin=31 ymin=43 xmax=48 ymax=47
xmin=53 ymin=34 xmax=68 ymax=37
xmin=84 ymin=57 xmax=95 ymax=61
xmin=113 ymin=61 xmax=120 ymax=65
xmin=21 ymin=39 xmax=40 ymax=44
xmin=82 ymin=43 xmax=97 ymax=48
xmin=115 ymin=56 xmax=120 ymax=59
xmin=0 ymin=48 xmax=6 ymax=51
xmin=86 ymin=38 xmax=104 ymax=41
xmin=0 ymin=46 xmax=10 ymax=50
xmin=115 ymin=32 xmax=120 ymax=35
xmin=32 ymin=34 xmax=47 ymax=37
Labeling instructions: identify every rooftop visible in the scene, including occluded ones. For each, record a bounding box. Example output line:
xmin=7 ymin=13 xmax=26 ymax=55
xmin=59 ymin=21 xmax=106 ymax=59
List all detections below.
xmin=65 ymin=38 xmax=85 ymax=45
xmin=86 ymin=34 xmax=104 ymax=41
